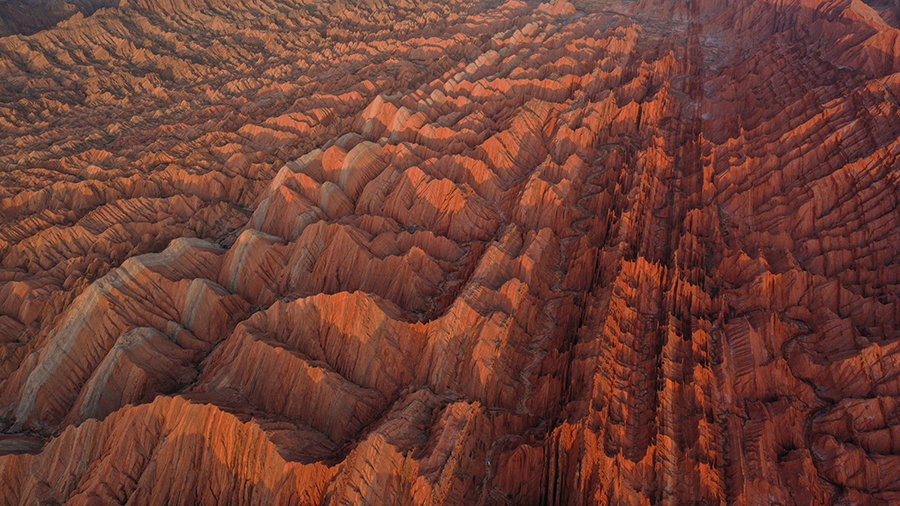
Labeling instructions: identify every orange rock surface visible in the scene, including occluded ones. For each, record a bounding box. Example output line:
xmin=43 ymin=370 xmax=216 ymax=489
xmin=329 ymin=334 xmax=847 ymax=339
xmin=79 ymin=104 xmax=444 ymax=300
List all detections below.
xmin=1 ymin=0 xmax=900 ymax=503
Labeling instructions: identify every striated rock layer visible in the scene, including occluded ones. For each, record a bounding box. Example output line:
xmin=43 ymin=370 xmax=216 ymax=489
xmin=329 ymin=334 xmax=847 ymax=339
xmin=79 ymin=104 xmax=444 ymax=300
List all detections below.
xmin=1 ymin=0 xmax=900 ymax=503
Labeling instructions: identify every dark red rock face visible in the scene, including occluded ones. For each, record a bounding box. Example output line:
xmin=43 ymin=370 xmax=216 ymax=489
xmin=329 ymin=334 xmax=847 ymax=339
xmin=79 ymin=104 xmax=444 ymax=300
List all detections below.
xmin=1 ymin=0 xmax=899 ymax=503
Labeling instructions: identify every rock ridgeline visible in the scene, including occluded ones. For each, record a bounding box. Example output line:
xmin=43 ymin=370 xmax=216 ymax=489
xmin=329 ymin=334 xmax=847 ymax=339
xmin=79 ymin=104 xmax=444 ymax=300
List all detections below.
xmin=1 ymin=0 xmax=899 ymax=504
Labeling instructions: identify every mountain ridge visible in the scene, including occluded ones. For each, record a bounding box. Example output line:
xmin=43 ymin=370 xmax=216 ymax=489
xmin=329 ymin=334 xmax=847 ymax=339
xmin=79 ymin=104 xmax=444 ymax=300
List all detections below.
xmin=1 ymin=0 xmax=899 ymax=503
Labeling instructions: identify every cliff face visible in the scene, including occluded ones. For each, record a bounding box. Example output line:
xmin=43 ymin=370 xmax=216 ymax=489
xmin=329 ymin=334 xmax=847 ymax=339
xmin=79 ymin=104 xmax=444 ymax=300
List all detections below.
xmin=1 ymin=0 xmax=899 ymax=503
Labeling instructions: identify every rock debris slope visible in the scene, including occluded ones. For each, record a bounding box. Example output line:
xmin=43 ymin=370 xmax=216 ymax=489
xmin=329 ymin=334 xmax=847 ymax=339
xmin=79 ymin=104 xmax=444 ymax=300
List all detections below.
xmin=1 ymin=0 xmax=900 ymax=503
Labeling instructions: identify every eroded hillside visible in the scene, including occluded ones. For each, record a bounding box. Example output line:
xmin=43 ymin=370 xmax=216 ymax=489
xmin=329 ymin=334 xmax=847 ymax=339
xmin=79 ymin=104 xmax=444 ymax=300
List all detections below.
xmin=1 ymin=0 xmax=899 ymax=503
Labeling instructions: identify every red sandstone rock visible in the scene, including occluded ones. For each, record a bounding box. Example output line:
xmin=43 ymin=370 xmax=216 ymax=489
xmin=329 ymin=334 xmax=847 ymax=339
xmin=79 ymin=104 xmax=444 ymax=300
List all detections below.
xmin=1 ymin=0 xmax=899 ymax=504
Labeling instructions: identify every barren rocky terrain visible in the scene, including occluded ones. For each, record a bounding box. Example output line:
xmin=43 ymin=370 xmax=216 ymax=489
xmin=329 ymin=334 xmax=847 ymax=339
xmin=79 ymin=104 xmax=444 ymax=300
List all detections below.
xmin=1 ymin=0 xmax=899 ymax=503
